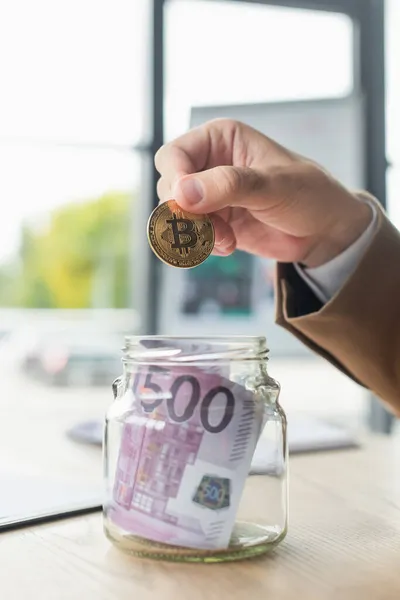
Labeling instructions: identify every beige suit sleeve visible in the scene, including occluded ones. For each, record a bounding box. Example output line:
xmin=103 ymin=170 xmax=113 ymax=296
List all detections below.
xmin=275 ymin=201 xmax=400 ymax=415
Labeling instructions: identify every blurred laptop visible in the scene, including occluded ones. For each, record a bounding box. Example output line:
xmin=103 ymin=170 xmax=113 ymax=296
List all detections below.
xmin=0 ymin=470 xmax=102 ymax=530
xmin=67 ymin=413 xmax=359 ymax=454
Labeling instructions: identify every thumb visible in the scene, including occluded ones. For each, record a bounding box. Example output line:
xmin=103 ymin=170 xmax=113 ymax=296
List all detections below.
xmin=174 ymin=166 xmax=266 ymax=213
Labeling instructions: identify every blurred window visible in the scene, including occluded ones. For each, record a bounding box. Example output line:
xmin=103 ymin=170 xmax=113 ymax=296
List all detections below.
xmin=165 ymin=0 xmax=353 ymax=140
xmin=0 ymin=1 xmax=149 ymax=500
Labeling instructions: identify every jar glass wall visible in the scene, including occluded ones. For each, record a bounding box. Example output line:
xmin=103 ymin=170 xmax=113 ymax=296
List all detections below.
xmin=103 ymin=336 xmax=287 ymax=563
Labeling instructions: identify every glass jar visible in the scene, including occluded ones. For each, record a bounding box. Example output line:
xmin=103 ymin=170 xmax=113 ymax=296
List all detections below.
xmin=103 ymin=336 xmax=287 ymax=563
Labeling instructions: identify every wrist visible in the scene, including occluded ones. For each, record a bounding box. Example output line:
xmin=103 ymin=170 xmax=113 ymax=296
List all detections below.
xmin=303 ymin=196 xmax=374 ymax=268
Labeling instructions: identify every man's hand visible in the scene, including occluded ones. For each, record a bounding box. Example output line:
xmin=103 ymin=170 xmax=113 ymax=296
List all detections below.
xmin=155 ymin=119 xmax=372 ymax=268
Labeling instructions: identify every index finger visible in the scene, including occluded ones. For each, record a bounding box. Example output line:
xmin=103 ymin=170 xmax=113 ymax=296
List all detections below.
xmin=154 ymin=125 xmax=211 ymax=181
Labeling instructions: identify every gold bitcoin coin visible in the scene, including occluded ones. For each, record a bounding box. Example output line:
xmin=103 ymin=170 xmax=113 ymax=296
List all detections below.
xmin=147 ymin=200 xmax=215 ymax=269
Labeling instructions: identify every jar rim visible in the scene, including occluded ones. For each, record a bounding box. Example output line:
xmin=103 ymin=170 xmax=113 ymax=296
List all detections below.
xmin=125 ymin=335 xmax=266 ymax=343
xmin=122 ymin=335 xmax=269 ymax=364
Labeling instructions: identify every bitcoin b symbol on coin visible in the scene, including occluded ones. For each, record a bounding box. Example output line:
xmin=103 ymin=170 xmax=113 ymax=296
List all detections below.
xmin=166 ymin=213 xmax=198 ymax=256
xmin=147 ymin=200 xmax=214 ymax=268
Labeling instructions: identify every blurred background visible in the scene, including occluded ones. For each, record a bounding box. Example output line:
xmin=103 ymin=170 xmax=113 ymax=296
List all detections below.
xmin=0 ymin=0 xmax=398 ymax=501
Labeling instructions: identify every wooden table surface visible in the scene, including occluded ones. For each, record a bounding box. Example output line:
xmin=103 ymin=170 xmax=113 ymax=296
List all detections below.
xmin=2 ymin=436 xmax=400 ymax=600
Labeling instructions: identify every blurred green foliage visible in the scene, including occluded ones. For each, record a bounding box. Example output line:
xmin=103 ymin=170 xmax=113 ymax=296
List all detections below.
xmin=0 ymin=192 xmax=132 ymax=308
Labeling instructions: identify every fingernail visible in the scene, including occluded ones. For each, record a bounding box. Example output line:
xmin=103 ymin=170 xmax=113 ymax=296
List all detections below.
xmin=178 ymin=178 xmax=203 ymax=205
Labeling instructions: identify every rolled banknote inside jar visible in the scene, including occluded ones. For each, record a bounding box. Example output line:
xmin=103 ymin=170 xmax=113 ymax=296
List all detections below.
xmin=109 ymin=360 xmax=265 ymax=550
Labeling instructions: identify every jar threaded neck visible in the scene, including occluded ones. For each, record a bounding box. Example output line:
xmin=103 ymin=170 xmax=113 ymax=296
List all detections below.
xmin=122 ymin=336 xmax=269 ymax=364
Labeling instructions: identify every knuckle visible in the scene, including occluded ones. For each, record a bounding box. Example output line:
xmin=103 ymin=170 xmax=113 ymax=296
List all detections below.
xmin=156 ymin=177 xmax=170 ymax=200
xmin=208 ymin=117 xmax=239 ymax=130
xmin=218 ymin=166 xmax=263 ymax=197
xmin=155 ymin=141 xmax=184 ymax=175
xmin=206 ymin=118 xmax=241 ymax=142
xmin=218 ymin=166 xmax=243 ymax=195
xmin=154 ymin=142 xmax=173 ymax=172
xmin=154 ymin=146 xmax=164 ymax=171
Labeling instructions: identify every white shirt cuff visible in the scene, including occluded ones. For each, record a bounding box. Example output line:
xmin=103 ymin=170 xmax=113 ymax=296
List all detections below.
xmin=294 ymin=201 xmax=378 ymax=304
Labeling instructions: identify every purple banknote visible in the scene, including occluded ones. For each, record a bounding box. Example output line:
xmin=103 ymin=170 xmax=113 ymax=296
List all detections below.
xmin=108 ymin=364 xmax=264 ymax=550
